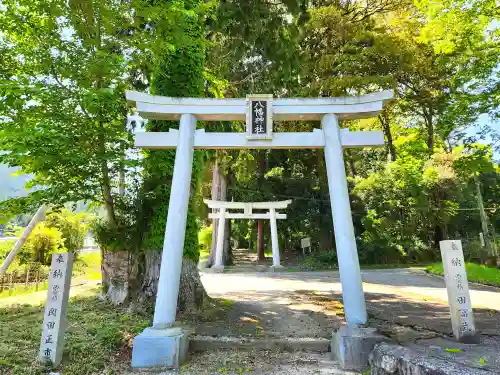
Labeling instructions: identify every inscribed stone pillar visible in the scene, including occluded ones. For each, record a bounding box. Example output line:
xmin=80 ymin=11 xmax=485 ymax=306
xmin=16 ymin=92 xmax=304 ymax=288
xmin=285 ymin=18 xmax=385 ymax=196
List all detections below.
xmin=39 ymin=252 xmax=73 ymax=366
xmin=439 ymin=240 xmax=477 ymax=342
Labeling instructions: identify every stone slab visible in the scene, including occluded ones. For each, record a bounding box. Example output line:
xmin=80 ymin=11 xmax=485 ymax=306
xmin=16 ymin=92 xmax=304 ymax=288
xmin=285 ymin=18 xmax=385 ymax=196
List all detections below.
xmin=331 ymin=325 xmax=387 ymax=371
xmin=190 ymin=335 xmax=330 ymax=352
xmin=369 ymin=342 xmax=497 ymax=375
xmin=131 ymin=327 xmax=189 ymax=369
xmin=410 ymin=336 xmax=500 ymax=372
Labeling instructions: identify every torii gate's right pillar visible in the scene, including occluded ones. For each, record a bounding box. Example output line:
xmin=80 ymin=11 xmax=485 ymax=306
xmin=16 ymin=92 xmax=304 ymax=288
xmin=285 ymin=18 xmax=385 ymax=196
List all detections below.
xmin=322 ymin=114 xmax=367 ymax=326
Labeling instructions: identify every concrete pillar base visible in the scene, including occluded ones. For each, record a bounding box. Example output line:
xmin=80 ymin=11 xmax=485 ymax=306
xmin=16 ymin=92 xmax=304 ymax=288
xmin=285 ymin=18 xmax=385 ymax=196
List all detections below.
xmin=271 ymin=265 xmax=284 ymax=271
xmin=131 ymin=327 xmax=190 ymax=369
xmin=212 ymin=265 xmax=225 ymax=273
xmin=331 ymin=325 xmax=386 ymax=371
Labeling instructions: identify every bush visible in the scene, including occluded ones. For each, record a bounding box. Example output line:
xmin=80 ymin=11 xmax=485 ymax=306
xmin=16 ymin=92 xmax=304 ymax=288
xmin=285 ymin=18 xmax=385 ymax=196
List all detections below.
xmin=18 ymin=223 xmax=66 ymax=265
xmin=301 ymin=250 xmax=338 ymax=269
xmin=0 ymin=239 xmax=16 ymax=261
xmin=198 ymin=225 xmax=212 ymax=251
xmin=46 ymin=209 xmax=88 ymax=257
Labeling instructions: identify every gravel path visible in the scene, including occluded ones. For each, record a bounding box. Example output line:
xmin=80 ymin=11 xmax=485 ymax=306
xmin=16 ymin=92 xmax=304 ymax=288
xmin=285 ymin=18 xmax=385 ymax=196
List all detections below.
xmin=200 ymin=268 xmax=500 ymax=336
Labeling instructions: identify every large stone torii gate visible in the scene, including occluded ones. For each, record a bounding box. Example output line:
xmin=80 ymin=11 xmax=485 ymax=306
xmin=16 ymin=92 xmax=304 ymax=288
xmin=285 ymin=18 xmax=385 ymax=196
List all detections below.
xmin=128 ymin=90 xmax=394 ymax=369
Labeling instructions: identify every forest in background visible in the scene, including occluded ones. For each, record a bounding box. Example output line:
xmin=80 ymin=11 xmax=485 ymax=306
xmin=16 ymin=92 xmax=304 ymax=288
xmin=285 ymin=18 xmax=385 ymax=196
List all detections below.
xmin=0 ymin=0 xmax=499 ymax=308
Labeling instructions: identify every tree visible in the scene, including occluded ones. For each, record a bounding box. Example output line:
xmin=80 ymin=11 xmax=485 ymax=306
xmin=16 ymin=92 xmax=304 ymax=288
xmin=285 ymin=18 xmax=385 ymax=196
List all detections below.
xmin=136 ymin=0 xmax=209 ymax=310
xmin=0 ymin=0 xmax=209 ymax=308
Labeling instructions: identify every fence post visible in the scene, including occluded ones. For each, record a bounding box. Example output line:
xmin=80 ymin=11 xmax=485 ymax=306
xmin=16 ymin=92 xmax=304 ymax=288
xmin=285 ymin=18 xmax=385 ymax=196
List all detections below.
xmin=9 ymin=271 xmax=14 ymax=295
xmin=25 ymin=265 xmax=30 ymax=290
xmin=36 ymin=269 xmax=40 ymax=291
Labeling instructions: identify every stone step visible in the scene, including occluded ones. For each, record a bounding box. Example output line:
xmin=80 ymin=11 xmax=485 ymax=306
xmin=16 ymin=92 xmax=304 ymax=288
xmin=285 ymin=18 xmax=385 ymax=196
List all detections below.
xmin=190 ymin=335 xmax=330 ymax=353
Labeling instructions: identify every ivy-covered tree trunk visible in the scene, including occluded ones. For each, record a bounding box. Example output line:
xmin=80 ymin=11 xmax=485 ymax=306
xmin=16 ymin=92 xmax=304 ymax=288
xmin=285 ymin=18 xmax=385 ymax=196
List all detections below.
xmin=132 ymin=0 xmax=208 ymax=311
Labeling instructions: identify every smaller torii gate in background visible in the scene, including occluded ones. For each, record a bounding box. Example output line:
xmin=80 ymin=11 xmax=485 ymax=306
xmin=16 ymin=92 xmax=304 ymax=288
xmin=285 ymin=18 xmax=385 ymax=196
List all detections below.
xmin=204 ymin=199 xmax=292 ymax=269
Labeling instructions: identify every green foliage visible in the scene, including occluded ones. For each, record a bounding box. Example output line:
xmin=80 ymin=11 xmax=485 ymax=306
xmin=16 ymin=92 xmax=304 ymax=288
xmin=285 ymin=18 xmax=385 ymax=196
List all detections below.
xmin=140 ymin=0 xmax=207 ymax=262
xmin=45 ymin=209 xmax=88 ymax=256
xmin=198 ymin=225 xmax=213 ymax=251
xmin=0 ymin=240 xmax=15 ymax=261
xmin=17 ymin=223 xmax=66 ymax=265
xmin=427 ymin=262 xmax=500 ymax=287
xmin=301 ymin=251 xmax=338 ymax=270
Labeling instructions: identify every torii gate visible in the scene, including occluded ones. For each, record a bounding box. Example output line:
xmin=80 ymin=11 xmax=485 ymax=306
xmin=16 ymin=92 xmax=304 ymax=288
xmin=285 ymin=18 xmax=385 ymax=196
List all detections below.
xmin=127 ymin=90 xmax=393 ymax=369
xmin=204 ymin=199 xmax=292 ymax=269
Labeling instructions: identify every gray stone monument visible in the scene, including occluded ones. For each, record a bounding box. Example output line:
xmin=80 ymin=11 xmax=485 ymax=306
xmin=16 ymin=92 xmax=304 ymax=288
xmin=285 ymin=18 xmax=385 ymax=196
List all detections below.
xmin=439 ymin=240 xmax=477 ymax=343
xmin=39 ymin=252 xmax=74 ymax=366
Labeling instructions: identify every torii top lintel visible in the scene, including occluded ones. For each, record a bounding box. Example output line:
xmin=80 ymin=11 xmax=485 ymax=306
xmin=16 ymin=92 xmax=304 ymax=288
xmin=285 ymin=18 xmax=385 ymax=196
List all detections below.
xmin=126 ymin=90 xmax=393 ymax=122
xmin=127 ymin=90 xmax=394 ymax=150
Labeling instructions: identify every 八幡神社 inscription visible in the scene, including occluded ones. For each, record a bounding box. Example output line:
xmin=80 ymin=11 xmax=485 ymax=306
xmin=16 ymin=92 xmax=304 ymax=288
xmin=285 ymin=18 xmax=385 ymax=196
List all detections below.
xmin=39 ymin=252 xmax=73 ymax=366
xmin=439 ymin=240 xmax=477 ymax=342
xmin=251 ymin=100 xmax=267 ymax=134
xmin=246 ymin=94 xmax=272 ymax=139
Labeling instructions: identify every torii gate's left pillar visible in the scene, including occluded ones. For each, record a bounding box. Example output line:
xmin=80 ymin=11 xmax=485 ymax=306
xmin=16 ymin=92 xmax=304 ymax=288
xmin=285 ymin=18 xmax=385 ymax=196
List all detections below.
xmin=131 ymin=114 xmax=196 ymax=369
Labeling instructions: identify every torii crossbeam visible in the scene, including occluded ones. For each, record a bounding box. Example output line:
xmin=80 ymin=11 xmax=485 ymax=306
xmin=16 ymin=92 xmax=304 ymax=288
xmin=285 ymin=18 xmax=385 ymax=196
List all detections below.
xmin=127 ymin=90 xmax=393 ymax=370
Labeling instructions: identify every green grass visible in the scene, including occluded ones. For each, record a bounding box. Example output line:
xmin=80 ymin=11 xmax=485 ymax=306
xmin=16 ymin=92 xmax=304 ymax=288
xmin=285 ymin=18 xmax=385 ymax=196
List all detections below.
xmin=0 ymin=280 xmax=50 ymax=299
xmin=0 ymin=289 xmax=151 ymax=375
xmin=0 ymin=251 xmax=102 ymax=299
xmin=426 ymin=262 xmax=500 ymax=287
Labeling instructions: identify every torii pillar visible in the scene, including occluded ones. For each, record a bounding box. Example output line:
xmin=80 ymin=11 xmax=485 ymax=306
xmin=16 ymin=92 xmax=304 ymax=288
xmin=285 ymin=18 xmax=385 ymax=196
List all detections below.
xmin=127 ymin=90 xmax=393 ymax=370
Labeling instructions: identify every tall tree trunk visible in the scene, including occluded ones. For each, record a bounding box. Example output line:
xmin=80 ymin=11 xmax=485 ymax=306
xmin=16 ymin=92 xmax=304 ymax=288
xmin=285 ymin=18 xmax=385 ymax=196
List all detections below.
xmin=423 ymin=109 xmax=434 ymax=154
xmin=98 ymin=121 xmax=117 ymax=227
xmin=207 ymin=159 xmax=231 ymax=267
xmin=378 ymin=111 xmax=396 ymax=161
xmin=475 ymin=174 xmax=495 ymax=261
xmin=120 ymin=0 xmax=208 ymax=313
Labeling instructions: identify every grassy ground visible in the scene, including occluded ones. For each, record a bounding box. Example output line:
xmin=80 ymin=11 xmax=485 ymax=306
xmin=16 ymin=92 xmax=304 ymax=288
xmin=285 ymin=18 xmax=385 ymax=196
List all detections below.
xmin=426 ymin=262 xmax=500 ymax=287
xmin=0 ymin=252 xmax=102 ymax=299
xmin=0 ymin=288 xmax=151 ymax=375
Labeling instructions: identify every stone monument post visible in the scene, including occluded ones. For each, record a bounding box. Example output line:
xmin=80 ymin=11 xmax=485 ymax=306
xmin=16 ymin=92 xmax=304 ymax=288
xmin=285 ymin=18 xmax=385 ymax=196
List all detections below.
xmin=39 ymin=252 xmax=73 ymax=366
xmin=439 ymin=240 xmax=477 ymax=342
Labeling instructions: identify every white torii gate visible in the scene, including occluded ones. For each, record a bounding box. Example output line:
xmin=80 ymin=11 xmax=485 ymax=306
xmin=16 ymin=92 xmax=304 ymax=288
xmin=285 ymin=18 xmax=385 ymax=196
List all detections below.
xmin=204 ymin=199 xmax=292 ymax=269
xmin=127 ymin=89 xmax=393 ymax=369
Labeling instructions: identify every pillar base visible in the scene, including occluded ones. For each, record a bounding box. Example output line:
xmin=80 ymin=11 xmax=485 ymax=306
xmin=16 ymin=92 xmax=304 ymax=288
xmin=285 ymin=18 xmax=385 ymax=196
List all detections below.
xmin=331 ymin=324 xmax=386 ymax=371
xmin=271 ymin=265 xmax=284 ymax=271
xmin=212 ymin=265 xmax=225 ymax=273
xmin=131 ymin=327 xmax=190 ymax=369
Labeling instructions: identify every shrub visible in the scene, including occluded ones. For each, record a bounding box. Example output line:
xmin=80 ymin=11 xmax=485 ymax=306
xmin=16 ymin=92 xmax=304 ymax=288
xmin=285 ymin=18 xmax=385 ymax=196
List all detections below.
xmin=46 ymin=209 xmax=88 ymax=257
xmin=19 ymin=223 xmax=66 ymax=265
xmin=0 ymin=239 xmax=16 ymax=261
xmin=198 ymin=225 xmax=212 ymax=251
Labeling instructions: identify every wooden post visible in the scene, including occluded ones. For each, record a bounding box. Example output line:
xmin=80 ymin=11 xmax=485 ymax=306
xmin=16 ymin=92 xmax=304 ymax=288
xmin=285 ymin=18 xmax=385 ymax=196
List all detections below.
xmin=25 ymin=266 xmax=30 ymax=290
xmin=36 ymin=269 xmax=40 ymax=291
xmin=9 ymin=271 xmax=14 ymax=295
